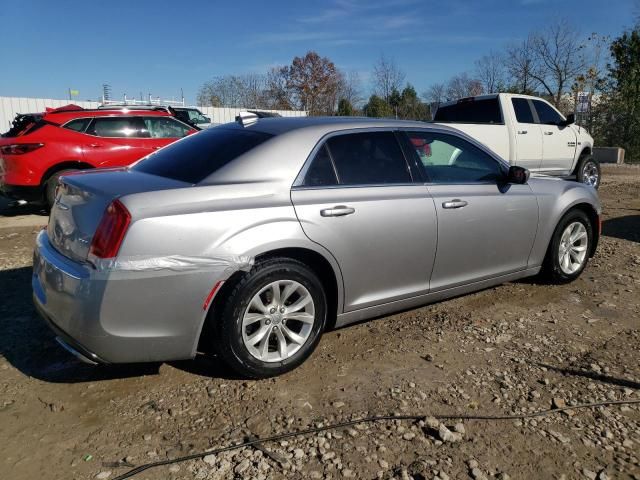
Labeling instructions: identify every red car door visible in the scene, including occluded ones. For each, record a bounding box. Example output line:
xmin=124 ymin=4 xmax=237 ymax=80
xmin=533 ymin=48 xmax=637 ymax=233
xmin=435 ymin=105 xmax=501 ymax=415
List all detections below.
xmin=82 ymin=116 xmax=155 ymax=168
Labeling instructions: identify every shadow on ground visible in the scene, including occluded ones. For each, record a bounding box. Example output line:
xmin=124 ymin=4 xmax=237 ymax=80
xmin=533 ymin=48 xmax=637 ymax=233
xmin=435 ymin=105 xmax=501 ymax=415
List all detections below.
xmin=602 ymin=214 xmax=640 ymax=243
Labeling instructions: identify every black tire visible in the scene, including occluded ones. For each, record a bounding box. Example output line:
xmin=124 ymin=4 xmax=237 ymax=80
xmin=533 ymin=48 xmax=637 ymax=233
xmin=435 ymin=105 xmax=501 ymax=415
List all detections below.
xmin=212 ymin=257 xmax=327 ymax=379
xmin=575 ymin=154 xmax=601 ymax=189
xmin=541 ymin=209 xmax=593 ymax=284
xmin=45 ymin=169 xmax=77 ymax=209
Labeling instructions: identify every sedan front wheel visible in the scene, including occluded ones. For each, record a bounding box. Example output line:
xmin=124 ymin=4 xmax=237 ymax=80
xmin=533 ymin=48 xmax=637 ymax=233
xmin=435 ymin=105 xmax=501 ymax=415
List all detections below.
xmin=542 ymin=209 xmax=593 ymax=283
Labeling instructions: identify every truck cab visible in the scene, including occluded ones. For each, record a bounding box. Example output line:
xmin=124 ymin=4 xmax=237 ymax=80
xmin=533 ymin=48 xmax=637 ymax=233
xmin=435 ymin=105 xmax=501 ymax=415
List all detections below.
xmin=433 ymin=93 xmax=599 ymax=188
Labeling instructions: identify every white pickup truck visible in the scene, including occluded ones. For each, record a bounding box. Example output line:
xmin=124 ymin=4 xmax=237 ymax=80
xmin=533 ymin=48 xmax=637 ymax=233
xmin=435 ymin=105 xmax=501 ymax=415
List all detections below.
xmin=434 ymin=93 xmax=600 ymax=188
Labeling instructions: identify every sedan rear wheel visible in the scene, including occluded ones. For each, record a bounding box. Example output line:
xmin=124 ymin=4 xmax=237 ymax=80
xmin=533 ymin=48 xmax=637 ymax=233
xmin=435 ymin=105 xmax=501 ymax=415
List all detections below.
xmin=214 ymin=258 xmax=326 ymax=378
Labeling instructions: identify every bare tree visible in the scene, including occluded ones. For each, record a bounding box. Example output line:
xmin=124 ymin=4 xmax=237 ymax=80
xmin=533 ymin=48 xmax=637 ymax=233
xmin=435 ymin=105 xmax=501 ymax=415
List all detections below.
xmin=505 ymin=35 xmax=539 ymax=94
xmin=445 ymin=73 xmax=484 ymax=100
xmin=530 ymin=20 xmax=586 ymax=107
xmin=265 ymin=67 xmax=293 ymax=110
xmin=372 ymin=55 xmax=405 ymax=102
xmin=422 ymin=83 xmax=446 ymax=106
xmin=337 ymin=70 xmax=364 ymax=109
xmin=196 ymin=74 xmax=269 ymax=108
xmin=475 ymin=51 xmax=505 ymax=93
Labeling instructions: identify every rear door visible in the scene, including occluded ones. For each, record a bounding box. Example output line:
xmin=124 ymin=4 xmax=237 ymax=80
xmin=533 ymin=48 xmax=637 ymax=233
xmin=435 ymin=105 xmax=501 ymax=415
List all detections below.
xmin=83 ymin=116 xmax=153 ymax=167
xmin=510 ymin=97 xmax=543 ymax=171
xmin=532 ymin=99 xmax=577 ymax=173
xmin=291 ymin=130 xmax=438 ymax=312
xmin=402 ymin=130 xmax=538 ymax=291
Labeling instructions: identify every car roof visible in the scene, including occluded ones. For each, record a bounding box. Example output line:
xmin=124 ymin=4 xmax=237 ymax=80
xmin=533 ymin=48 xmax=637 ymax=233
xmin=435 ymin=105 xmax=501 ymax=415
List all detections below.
xmin=43 ymin=106 xmax=172 ymax=124
xmin=220 ymin=116 xmax=464 ymax=137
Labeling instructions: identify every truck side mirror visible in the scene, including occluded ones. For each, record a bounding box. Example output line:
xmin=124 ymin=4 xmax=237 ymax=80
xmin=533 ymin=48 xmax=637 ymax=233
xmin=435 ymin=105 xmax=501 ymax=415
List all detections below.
xmin=560 ymin=113 xmax=575 ymax=127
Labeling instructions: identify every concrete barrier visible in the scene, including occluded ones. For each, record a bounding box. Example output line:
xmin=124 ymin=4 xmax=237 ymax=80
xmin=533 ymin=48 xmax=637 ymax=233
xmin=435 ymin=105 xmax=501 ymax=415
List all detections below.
xmin=593 ymin=147 xmax=625 ymax=164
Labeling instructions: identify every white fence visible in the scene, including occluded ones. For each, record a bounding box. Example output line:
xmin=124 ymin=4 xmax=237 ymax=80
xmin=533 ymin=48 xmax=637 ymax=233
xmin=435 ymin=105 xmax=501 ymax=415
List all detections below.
xmin=0 ymin=96 xmax=306 ymax=132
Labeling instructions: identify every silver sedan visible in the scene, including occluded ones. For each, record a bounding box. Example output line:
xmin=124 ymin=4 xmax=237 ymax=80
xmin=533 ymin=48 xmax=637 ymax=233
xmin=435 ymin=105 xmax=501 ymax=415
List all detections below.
xmin=33 ymin=115 xmax=601 ymax=378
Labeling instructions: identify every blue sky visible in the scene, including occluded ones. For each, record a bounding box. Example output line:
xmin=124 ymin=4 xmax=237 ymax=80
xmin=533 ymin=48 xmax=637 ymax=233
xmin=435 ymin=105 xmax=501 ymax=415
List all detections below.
xmin=0 ymin=0 xmax=636 ymax=104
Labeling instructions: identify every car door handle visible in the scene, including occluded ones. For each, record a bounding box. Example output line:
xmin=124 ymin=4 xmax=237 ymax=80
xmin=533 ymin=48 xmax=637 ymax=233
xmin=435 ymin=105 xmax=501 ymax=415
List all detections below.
xmin=88 ymin=143 xmax=104 ymax=148
xmin=517 ymin=130 xmax=528 ymax=134
xmin=544 ymin=131 xmax=554 ymax=135
xmin=442 ymin=199 xmax=468 ymax=209
xmin=320 ymin=206 xmax=355 ymax=217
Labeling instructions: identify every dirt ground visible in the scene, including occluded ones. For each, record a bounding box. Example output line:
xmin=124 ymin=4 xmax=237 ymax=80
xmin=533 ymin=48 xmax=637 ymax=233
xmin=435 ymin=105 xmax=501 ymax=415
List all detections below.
xmin=1 ymin=165 xmax=638 ymax=480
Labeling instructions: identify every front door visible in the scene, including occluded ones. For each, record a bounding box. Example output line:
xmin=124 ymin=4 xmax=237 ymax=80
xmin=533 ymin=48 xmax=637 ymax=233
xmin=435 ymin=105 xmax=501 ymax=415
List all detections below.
xmin=291 ymin=131 xmax=438 ymax=312
xmin=402 ymin=130 xmax=539 ymax=291
xmin=532 ymin=99 xmax=577 ymax=174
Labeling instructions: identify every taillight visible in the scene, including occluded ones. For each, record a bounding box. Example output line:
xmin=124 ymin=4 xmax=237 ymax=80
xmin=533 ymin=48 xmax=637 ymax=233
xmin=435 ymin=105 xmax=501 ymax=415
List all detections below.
xmin=89 ymin=200 xmax=131 ymax=259
xmin=0 ymin=143 xmax=44 ymax=155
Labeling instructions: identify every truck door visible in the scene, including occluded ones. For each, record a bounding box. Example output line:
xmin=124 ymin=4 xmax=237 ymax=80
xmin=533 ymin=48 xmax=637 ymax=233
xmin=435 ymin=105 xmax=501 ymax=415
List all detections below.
xmin=532 ymin=99 xmax=576 ymax=174
xmin=510 ymin=97 xmax=543 ymax=171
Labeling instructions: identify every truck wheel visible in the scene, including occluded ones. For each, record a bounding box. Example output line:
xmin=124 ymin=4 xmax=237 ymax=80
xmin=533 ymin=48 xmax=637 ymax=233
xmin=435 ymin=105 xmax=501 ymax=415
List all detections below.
xmin=575 ymin=155 xmax=600 ymax=189
xmin=45 ymin=169 xmax=77 ymax=209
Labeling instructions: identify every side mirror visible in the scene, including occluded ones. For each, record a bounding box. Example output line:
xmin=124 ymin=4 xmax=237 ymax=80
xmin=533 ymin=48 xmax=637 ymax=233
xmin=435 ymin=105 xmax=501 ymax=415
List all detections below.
xmin=507 ymin=165 xmax=529 ymax=184
xmin=560 ymin=113 xmax=575 ymax=127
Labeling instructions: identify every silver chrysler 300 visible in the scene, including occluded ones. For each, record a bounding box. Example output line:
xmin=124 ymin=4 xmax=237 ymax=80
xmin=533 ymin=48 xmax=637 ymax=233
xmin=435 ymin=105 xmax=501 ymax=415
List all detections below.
xmin=33 ymin=115 xmax=601 ymax=378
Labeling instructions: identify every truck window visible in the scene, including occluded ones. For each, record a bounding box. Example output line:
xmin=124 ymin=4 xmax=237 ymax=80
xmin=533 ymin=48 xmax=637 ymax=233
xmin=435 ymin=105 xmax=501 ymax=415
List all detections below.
xmin=511 ymin=98 xmax=535 ymax=123
xmin=532 ymin=100 xmax=563 ymax=125
xmin=434 ymin=98 xmax=502 ymax=124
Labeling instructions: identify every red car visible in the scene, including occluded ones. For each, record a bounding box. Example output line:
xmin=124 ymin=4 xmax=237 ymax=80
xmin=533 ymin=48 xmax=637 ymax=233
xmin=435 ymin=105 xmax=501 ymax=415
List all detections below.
xmin=0 ymin=105 xmax=196 ymax=207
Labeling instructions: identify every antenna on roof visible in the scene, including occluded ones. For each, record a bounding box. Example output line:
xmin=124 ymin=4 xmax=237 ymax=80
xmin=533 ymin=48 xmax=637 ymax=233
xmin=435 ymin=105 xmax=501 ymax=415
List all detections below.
xmin=236 ymin=111 xmax=259 ymax=127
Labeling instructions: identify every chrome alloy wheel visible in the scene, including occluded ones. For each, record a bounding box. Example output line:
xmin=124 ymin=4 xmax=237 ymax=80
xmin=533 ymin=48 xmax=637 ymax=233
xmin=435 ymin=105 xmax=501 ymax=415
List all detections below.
xmin=242 ymin=280 xmax=315 ymax=362
xmin=558 ymin=221 xmax=588 ymax=274
xmin=582 ymin=161 xmax=599 ymax=186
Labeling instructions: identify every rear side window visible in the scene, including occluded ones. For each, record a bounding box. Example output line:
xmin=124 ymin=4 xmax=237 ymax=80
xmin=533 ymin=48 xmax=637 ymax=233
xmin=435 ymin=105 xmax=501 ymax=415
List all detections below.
xmin=132 ymin=128 xmax=273 ymax=184
xmin=533 ymin=100 xmax=563 ymax=125
xmin=434 ymin=98 xmax=502 ymax=124
xmin=325 ymin=131 xmax=411 ymax=185
xmin=511 ymin=98 xmax=535 ymax=123
xmin=62 ymin=118 xmax=91 ymax=133
xmin=88 ymin=117 xmax=148 ymax=138
xmin=304 ymin=144 xmax=338 ymax=186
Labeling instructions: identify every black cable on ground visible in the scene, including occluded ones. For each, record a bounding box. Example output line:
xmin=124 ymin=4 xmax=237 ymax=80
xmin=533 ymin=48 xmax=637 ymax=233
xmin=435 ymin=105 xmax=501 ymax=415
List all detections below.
xmin=112 ymin=398 xmax=640 ymax=480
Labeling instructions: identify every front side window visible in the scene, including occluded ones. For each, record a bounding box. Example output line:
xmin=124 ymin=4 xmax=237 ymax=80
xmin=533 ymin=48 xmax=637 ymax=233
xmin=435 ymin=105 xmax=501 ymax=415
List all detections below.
xmin=324 ymin=131 xmax=411 ymax=185
xmin=511 ymin=98 xmax=535 ymax=124
xmin=132 ymin=127 xmax=273 ymax=183
xmin=143 ymin=116 xmax=191 ymax=138
xmin=404 ymin=131 xmax=504 ymax=183
xmin=88 ymin=117 xmax=148 ymax=138
xmin=533 ymin=100 xmax=563 ymax=125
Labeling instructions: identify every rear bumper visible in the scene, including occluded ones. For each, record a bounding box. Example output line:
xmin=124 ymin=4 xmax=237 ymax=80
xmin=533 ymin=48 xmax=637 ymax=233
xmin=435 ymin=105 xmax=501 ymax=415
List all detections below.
xmin=32 ymin=231 xmax=214 ymax=364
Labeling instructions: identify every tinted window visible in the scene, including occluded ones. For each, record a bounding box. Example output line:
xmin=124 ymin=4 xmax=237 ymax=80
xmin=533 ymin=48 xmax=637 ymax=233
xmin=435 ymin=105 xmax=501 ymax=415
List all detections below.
xmin=405 ymin=131 xmax=504 ymax=183
xmin=63 ymin=118 xmax=91 ymax=133
xmin=88 ymin=117 xmax=148 ymax=138
xmin=434 ymin=98 xmax=502 ymax=124
xmin=326 ymin=132 xmax=411 ymax=185
xmin=132 ymin=128 xmax=273 ymax=184
xmin=533 ymin=100 xmax=563 ymax=125
xmin=304 ymin=144 xmax=338 ymax=187
xmin=511 ymin=98 xmax=535 ymax=123
xmin=142 ymin=117 xmax=191 ymax=138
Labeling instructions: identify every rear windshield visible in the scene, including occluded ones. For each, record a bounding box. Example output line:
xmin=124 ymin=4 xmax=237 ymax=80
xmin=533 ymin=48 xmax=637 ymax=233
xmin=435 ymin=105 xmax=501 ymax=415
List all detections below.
xmin=131 ymin=127 xmax=273 ymax=183
xmin=434 ymin=98 xmax=503 ymax=124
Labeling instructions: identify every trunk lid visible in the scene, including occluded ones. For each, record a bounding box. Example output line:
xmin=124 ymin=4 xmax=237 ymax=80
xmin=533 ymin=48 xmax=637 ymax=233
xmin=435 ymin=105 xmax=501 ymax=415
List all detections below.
xmin=47 ymin=169 xmax=189 ymax=262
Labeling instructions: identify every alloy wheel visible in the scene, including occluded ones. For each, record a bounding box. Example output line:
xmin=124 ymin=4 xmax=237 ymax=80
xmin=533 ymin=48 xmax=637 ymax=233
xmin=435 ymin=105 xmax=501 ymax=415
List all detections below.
xmin=582 ymin=161 xmax=599 ymax=187
xmin=558 ymin=221 xmax=588 ymax=274
xmin=242 ymin=280 xmax=315 ymax=362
